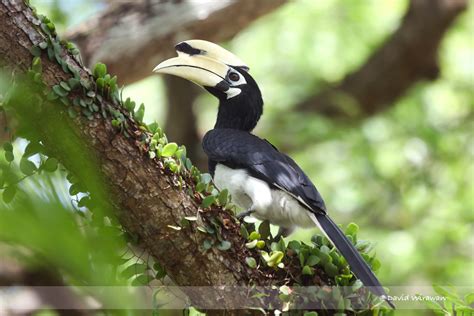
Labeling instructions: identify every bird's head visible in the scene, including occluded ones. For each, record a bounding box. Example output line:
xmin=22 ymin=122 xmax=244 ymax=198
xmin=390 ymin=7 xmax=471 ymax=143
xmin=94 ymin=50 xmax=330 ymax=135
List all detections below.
xmin=154 ymin=40 xmax=263 ymax=131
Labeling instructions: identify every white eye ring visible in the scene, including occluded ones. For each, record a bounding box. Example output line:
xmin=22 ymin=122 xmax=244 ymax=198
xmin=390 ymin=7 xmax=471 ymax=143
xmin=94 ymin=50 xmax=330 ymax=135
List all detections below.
xmin=227 ymin=69 xmax=247 ymax=86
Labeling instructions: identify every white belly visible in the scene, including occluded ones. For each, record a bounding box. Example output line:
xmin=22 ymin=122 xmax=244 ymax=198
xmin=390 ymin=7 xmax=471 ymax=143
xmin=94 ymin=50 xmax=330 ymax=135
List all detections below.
xmin=213 ymin=164 xmax=314 ymax=228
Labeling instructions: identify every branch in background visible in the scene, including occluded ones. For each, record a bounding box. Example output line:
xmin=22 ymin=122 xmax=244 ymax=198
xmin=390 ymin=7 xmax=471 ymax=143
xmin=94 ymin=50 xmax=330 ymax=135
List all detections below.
xmin=163 ymin=76 xmax=207 ymax=169
xmin=65 ymin=0 xmax=286 ymax=86
xmin=0 ymin=256 xmax=91 ymax=315
xmin=297 ymin=0 xmax=467 ymax=119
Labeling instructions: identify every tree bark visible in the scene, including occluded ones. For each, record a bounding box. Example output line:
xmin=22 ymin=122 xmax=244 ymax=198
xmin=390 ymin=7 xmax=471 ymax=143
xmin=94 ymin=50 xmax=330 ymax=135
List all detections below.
xmin=0 ymin=0 xmax=275 ymax=309
xmin=65 ymin=0 xmax=287 ymax=86
xmin=296 ymin=0 xmax=467 ymax=119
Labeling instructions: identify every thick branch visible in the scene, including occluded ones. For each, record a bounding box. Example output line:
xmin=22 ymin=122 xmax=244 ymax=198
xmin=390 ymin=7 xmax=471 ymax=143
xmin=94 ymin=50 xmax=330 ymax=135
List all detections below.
xmin=297 ymin=0 xmax=467 ymax=119
xmin=0 ymin=257 xmax=90 ymax=315
xmin=0 ymin=1 xmax=272 ymax=308
xmin=65 ymin=0 xmax=286 ymax=85
xmin=163 ymin=76 xmax=207 ymax=169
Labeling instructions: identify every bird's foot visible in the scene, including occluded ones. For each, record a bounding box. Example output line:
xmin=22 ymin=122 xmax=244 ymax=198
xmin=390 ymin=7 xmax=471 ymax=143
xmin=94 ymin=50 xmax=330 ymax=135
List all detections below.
xmin=237 ymin=208 xmax=255 ymax=221
xmin=272 ymin=227 xmax=294 ymax=242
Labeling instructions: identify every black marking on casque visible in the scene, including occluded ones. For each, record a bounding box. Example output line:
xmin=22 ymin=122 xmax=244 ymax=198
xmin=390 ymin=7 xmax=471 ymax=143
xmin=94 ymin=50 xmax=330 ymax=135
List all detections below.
xmin=175 ymin=42 xmax=203 ymax=56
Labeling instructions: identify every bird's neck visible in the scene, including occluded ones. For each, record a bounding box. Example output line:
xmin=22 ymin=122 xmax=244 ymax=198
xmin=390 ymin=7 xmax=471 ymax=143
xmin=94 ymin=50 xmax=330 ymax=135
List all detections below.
xmin=214 ymin=96 xmax=263 ymax=132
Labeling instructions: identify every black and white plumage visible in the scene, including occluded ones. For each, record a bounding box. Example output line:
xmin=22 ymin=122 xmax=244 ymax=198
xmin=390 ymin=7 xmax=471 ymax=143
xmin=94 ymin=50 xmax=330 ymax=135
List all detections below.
xmin=154 ymin=39 xmax=394 ymax=309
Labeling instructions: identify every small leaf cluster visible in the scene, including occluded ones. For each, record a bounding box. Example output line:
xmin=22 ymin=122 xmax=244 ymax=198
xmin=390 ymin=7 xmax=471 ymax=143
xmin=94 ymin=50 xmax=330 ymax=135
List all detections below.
xmin=1 ymin=141 xmax=58 ymax=204
xmin=423 ymin=285 xmax=474 ymax=315
xmin=119 ymin=256 xmax=167 ymax=286
xmin=197 ymin=214 xmax=233 ymax=252
xmin=239 ymin=221 xmax=388 ymax=313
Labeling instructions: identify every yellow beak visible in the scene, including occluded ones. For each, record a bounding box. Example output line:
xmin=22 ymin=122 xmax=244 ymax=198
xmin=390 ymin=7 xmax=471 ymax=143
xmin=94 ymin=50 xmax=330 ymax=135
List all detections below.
xmin=153 ymin=39 xmax=248 ymax=89
xmin=153 ymin=54 xmax=229 ymax=89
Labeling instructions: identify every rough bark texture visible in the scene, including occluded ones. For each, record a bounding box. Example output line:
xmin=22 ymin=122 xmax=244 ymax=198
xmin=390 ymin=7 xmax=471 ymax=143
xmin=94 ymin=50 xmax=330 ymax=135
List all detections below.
xmin=0 ymin=0 xmax=273 ymax=309
xmin=296 ymin=0 xmax=468 ymax=119
xmin=65 ymin=0 xmax=286 ymax=86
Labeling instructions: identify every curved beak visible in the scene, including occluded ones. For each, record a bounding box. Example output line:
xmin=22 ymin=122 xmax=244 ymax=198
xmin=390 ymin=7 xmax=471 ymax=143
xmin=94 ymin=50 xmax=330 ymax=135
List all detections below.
xmin=153 ymin=54 xmax=229 ymax=89
xmin=153 ymin=39 xmax=249 ymax=93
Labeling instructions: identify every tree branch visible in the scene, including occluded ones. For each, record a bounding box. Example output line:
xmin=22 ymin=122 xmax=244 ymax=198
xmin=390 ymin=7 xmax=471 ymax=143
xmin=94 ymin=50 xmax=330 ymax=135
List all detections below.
xmin=296 ymin=0 xmax=467 ymax=119
xmin=0 ymin=0 xmax=271 ymax=308
xmin=65 ymin=0 xmax=286 ymax=86
xmin=163 ymin=76 xmax=207 ymax=169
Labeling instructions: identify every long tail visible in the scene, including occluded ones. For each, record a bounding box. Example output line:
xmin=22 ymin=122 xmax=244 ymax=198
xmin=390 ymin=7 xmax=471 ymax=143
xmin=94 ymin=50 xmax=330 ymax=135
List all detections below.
xmin=311 ymin=213 xmax=395 ymax=309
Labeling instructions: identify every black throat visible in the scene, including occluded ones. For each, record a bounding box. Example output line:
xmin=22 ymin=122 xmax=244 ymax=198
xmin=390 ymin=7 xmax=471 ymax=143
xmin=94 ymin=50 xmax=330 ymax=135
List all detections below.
xmin=214 ymin=95 xmax=263 ymax=131
xmin=211 ymin=70 xmax=263 ymax=132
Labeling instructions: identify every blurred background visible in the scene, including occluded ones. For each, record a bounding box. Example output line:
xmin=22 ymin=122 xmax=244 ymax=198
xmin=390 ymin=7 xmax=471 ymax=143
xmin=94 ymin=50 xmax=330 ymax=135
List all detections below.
xmin=0 ymin=0 xmax=472 ymax=314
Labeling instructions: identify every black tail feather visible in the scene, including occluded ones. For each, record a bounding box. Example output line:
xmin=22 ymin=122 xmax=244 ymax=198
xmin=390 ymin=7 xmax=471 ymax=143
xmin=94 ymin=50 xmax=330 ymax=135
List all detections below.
xmin=313 ymin=213 xmax=395 ymax=309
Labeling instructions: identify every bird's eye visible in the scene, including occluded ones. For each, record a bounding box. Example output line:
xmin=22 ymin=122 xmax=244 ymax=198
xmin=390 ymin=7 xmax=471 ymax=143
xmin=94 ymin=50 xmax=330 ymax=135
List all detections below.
xmin=228 ymin=72 xmax=240 ymax=82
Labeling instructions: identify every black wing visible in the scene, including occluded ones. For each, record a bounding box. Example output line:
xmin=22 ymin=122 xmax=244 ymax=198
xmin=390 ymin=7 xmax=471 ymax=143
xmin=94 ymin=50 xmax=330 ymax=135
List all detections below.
xmin=202 ymin=128 xmax=326 ymax=213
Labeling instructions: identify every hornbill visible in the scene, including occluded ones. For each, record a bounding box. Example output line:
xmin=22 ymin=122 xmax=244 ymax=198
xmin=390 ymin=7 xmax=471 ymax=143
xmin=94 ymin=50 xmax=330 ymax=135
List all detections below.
xmin=154 ymin=40 xmax=394 ymax=308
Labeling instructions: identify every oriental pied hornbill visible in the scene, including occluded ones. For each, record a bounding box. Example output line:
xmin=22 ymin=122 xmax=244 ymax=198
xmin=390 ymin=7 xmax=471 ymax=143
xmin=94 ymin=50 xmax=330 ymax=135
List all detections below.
xmin=154 ymin=40 xmax=393 ymax=308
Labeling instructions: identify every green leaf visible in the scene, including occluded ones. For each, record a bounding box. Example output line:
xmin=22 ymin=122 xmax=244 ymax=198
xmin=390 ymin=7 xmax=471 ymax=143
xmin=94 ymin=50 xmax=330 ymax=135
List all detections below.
xmin=324 ymin=262 xmax=339 ymax=277
xmin=93 ymin=62 xmax=107 ymax=78
xmin=245 ymin=240 xmax=258 ymax=249
xmin=3 ymin=186 xmax=16 ymax=203
xmin=133 ymin=103 xmax=145 ymax=122
xmin=288 ymin=240 xmax=301 ymax=252
xmin=96 ymin=77 xmax=105 ymax=90
xmin=161 ymin=143 xmax=178 ymax=157
xmin=42 ymin=157 xmax=59 ymax=172
xmin=249 ymin=231 xmax=261 ymax=241
xmin=303 ymin=312 xmax=318 ymax=316
xmin=202 ymin=239 xmax=213 ymax=250
xmin=154 ymin=262 xmax=166 ymax=279
xmin=4 ymin=151 xmax=14 ymax=162
xmin=217 ymin=189 xmax=229 ymax=205
xmin=217 ymin=240 xmax=231 ymax=251
xmin=52 ymin=85 xmax=68 ymax=97
xmin=302 ymin=265 xmax=313 ymax=275
xmin=266 ymin=251 xmax=284 ymax=267
xmin=465 ymin=292 xmax=474 ymax=305
xmin=20 ymin=158 xmax=37 ymax=175
xmin=69 ymin=183 xmax=80 ymax=196
xmin=121 ymin=263 xmax=148 ymax=279
xmin=256 ymin=240 xmax=265 ymax=249
xmin=32 ymin=57 xmax=42 ymax=73
xmin=195 ymin=182 xmax=206 ymax=193
xmin=370 ymin=257 xmax=381 ymax=271
xmin=67 ymin=78 xmax=80 ymax=89
xmin=200 ymin=173 xmax=212 ymax=184
xmin=245 ymin=257 xmax=257 ymax=268
xmin=345 ymin=222 xmax=359 ymax=239
xmin=240 ymin=225 xmax=249 ymax=239
xmin=30 ymin=46 xmax=41 ymax=57
xmin=3 ymin=142 xmax=13 ymax=152
xmin=59 ymin=81 xmax=71 ymax=91
xmin=147 ymin=122 xmax=159 ymax=133
xmin=47 ymin=90 xmax=58 ymax=100
xmin=38 ymin=42 xmax=48 ymax=49
xmin=306 ymin=255 xmax=320 ymax=266
xmin=131 ymin=274 xmax=150 ymax=286
xmin=201 ymin=195 xmax=216 ymax=208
